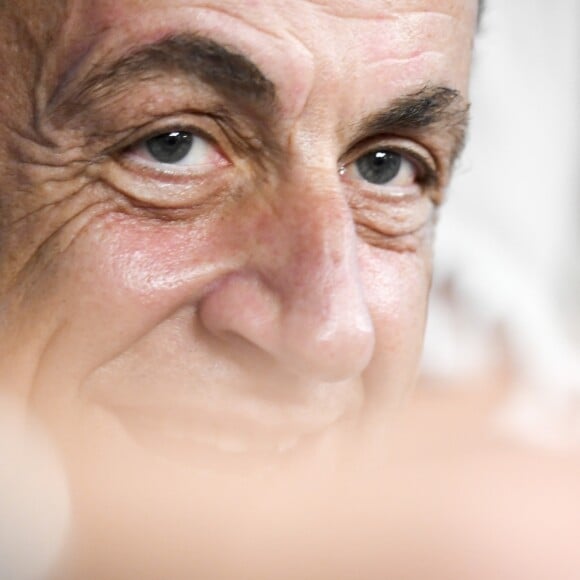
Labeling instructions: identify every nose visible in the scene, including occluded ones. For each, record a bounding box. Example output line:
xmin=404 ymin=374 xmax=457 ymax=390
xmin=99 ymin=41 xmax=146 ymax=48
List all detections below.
xmin=199 ymin=169 xmax=375 ymax=382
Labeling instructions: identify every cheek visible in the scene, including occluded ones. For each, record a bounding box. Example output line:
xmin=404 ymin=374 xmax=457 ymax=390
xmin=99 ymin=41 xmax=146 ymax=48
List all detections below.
xmin=48 ymin=212 xmax=243 ymax=374
xmin=99 ymin=214 xmax=230 ymax=303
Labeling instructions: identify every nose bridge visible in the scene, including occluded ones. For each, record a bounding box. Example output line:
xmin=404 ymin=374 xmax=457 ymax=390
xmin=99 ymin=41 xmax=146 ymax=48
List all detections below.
xmin=256 ymin=166 xmax=375 ymax=380
xmin=273 ymin=170 xmax=357 ymax=309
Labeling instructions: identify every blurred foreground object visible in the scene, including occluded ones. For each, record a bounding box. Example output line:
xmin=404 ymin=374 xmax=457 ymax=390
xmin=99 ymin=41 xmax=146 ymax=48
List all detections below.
xmin=0 ymin=395 xmax=70 ymax=580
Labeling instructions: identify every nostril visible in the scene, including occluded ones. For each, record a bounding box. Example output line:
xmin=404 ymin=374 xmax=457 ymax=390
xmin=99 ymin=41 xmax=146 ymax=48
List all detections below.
xmin=197 ymin=267 xmax=376 ymax=382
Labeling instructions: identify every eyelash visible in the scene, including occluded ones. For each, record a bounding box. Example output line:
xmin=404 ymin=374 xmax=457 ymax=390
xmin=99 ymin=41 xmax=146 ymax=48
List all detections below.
xmin=112 ymin=123 xmax=229 ymax=180
xmin=352 ymin=141 xmax=437 ymax=183
xmin=99 ymin=112 xmax=220 ymax=157
xmin=111 ymin=116 xmax=440 ymax=193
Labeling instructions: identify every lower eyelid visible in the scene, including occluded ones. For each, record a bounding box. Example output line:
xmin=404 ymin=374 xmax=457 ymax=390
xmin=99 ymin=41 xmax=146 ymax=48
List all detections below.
xmin=352 ymin=196 xmax=434 ymax=239
xmin=122 ymin=142 xmax=230 ymax=177
xmin=349 ymin=188 xmax=425 ymax=210
xmin=341 ymin=174 xmax=423 ymax=202
xmin=98 ymin=154 xmax=235 ymax=209
xmin=120 ymin=155 xmax=230 ymax=185
xmin=344 ymin=141 xmax=437 ymax=184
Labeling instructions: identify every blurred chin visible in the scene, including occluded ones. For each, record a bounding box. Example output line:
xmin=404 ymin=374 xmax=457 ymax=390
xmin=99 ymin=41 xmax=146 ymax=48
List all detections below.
xmin=83 ymin=374 xmax=366 ymax=468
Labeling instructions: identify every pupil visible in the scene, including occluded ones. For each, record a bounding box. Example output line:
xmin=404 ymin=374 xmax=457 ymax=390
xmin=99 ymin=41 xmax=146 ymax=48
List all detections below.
xmin=146 ymin=131 xmax=194 ymax=164
xmin=356 ymin=151 xmax=402 ymax=185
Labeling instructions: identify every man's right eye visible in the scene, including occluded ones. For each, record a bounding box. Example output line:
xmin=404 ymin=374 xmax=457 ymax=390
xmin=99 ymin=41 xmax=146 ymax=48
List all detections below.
xmin=146 ymin=131 xmax=195 ymax=164
xmin=124 ymin=129 xmax=229 ymax=175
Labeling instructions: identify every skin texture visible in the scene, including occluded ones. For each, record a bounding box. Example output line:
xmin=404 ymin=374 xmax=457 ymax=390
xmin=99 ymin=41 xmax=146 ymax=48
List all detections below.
xmin=0 ymin=0 xmax=478 ymax=577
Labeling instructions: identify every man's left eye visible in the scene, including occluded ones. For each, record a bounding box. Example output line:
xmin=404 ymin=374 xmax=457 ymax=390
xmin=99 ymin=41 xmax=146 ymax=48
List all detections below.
xmin=344 ymin=149 xmax=418 ymax=188
xmin=126 ymin=130 xmax=228 ymax=172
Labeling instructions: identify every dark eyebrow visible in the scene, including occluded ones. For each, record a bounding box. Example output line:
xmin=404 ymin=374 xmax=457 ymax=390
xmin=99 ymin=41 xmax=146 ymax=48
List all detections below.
xmin=50 ymin=33 xmax=277 ymax=118
xmin=353 ymin=86 xmax=470 ymax=164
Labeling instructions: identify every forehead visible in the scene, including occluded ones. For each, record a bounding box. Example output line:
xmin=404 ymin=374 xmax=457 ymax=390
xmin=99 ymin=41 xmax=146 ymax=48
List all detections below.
xmin=56 ymin=0 xmax=476 ymax=115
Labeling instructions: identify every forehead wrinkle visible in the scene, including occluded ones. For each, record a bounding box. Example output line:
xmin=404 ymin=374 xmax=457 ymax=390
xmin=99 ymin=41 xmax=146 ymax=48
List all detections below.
xmin=50 ymin=1 xmax=325 ymax=123
xmin=302 ymin=0 xmax=474 ymax=22
xmin=294 ymin=12 xmax=473 ymax=73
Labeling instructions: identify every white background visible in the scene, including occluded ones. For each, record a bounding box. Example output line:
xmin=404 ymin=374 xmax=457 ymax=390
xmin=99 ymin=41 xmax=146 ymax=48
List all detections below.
xmin=422 ymin=0 xmax=580 ymax=388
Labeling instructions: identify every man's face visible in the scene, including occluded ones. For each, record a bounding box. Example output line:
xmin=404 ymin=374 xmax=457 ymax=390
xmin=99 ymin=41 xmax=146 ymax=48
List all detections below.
xmin=0 ymin=1 xmax=475 ymax=465
xmin=0 ymin=1 xmax=477 ymax=575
